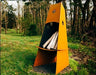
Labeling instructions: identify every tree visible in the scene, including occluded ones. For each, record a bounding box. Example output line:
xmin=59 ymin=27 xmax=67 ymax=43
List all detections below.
xmin=17 ymin=0 xmax=20 ymax=33
xmin=3 ymin=1 xmax=8 ymax=34
xmin=0 ymin=1 xmax=2 ymax=34
xmin=78 ymin=0 xmax=90 ymax=34
xmin=7 ymin=5 xmax=16 ymax=29
xmin=23 ymin=1 xmax=50 ymax=35
xmin=89 ymin=0 xmax=96 ymax=32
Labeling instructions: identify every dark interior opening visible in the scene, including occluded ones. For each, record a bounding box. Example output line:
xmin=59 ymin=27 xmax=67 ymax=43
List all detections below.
xmin=39 ymin=22 xmax=59 ymax=48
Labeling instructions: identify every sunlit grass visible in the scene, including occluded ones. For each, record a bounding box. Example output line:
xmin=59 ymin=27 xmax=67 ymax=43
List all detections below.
xmin=1 ymin=29 xmax=93 ymax=75
xmin=1 ymin=32 xmax=41 ymax=75
xmin=1 ymin=32 xmax=78 ymax=75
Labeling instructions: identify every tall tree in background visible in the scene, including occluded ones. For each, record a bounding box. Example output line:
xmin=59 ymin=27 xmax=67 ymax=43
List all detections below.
xmin=89 ymin=0 xmax=96 ymax=32
xmin=70 ymin=0 xmax=73 ymax=33
xmin=0 ymin=1 xmax=2 ymax=34
xmin=22 ymin=0 xmax=50 ymax=35
xmin=73 ymin=0 xmax=78 ymax=36
xmin=7 ymin=5 xmax=16 ymax=28
xmin=78 ymin=0 xmax=90 ymax=34
xmin=4 ymin=1 xmax=8 ymax=34
xmin=17 ymin=0 xmax=21 ymax=33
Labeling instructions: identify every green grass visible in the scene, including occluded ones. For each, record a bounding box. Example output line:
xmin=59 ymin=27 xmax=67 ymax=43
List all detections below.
xmin=69 ymin=58 xmax=78 ymax=72
xmin=68 ymin=43 xmax=80 ymax=49
xmin=1 ymin=29 xmax=95 ymax=75
xmin=68 ymin=40 xmax=95 ymax=57
xmin=63 ymin=68 xmax=89 ymax=75
xmin=1 ymin=30 xmax=41 ymax=75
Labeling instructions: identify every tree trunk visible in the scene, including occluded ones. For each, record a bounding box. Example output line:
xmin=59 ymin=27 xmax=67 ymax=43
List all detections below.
xmin=74 ymin=7 xmax=78 ymax=35
xmin=78 ymin=7 xmax=81 ymax=36
xmin=63 ymin=0 xmax=67 ymax=23
xmin=87 ymin=3 xmax=89 ymax=20
xmin=77 ymin=7 xmax=82 ymax=37
xmin=71 ymin=0 xmax=78 ymax=35
xmin=0 ymin=1 xmax=1 ymax=34
xmin=4 ymin=3 xmax=7 ymax=34
xmin=40 ymin=5 xmax=43 ymax=34
xmin=34 ymin=9 xmax=36 ymax=24
xmin=89 ymin=0 xmax=96 ymax=33
xmin=79 ymin=0 xmax=90 ymax=34
xmin=17 ymin=1 xmax=21 ymax=33
xmin=70 ymin=0 xmax=73 ymax=35
xmin=43 ymin=7 xmax=45 ymax=28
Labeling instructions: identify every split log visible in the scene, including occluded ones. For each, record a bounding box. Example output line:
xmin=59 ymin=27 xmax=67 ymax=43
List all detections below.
xmin=47 ymin=32 xmax=58 ymax=49
xmin=54 ymin=41 xmax=58 ymax=49
xmin=43 ymin=31 xmax=57 ymax=48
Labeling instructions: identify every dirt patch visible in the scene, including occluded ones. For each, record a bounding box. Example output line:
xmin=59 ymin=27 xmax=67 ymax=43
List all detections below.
xmin=69 ymin=48 xmax=90 ymax=64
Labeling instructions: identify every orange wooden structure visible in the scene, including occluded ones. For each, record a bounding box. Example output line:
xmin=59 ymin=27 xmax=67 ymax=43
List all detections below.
xmin=34 ymin=2 xmax=69 ymax=74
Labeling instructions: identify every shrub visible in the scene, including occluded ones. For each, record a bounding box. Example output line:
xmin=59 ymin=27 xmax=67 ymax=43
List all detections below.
xmin=1 ymin=27 xmax=5 ymax=31
xmin=24 ymin=24 xmax=37 ymax=36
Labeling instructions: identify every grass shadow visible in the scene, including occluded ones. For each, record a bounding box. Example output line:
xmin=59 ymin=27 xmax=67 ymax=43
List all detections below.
xmin=24 ymin=53 xmax=36 ymax=67
xmin=33 ymin=63 xmax=56 ymax=74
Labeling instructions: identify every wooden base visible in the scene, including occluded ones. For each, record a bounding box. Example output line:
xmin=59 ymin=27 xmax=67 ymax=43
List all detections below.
xmin=33 ymin=47 xmax=69 ymax=74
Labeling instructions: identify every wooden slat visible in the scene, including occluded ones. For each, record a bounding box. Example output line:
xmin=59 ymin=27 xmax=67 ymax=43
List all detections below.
xmin=54 ymin=41 xmax=58 ymax=49
xmin=43 ymin=31 xmax=57 ymax=48
xmin=47 ymin=32 xmax=58 ymax=49
xmin=36 ymin=46 xmax=63 ymax=51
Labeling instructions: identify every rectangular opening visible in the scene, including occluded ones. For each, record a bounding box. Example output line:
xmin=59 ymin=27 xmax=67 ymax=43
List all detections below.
xmin=39 ymin=22 xmax=59 ymax=50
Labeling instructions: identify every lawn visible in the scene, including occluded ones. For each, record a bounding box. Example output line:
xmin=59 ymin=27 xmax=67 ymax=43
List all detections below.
xmin=1 ymin=29 xmax=95 ymax=75
xmin=1 ymin=30 xmax=41 ymax=75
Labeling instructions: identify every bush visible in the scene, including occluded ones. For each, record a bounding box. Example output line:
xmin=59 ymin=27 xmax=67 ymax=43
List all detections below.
xmin=1 ymin=27 xmax=5 ymax=31
xmin=24 ymin=24 xmax=37 ymax=36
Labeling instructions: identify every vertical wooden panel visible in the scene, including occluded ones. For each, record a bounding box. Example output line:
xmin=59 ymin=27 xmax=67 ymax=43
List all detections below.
xmin=56 ymin=3 xmax=69 ymax=74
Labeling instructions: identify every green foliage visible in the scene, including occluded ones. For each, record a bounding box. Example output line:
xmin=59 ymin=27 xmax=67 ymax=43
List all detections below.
xmin=7 ymin=11 xmax=16 ymax=28
xmin=77 ymin=68 xmax=89 ymax=75
xmin=69 ymin=71 xmax=74 ymax=75
xmin=67 ymin=37 xmax=80 ymax=43
xmin=79 ymin=45 xmax=95 ymax=56
xmin=68 ymin=36 xmax=95 ymax=57
xmin=21 ymin=13 xmax=38 ymax=36
xmin=68 ymin=51 xmax=72 ymax=57
xmin=64 ymin=68 xmax=89 ymax=75
xmin=2 ymin=5 xmax=16 ymax=29
xmin=1 ymin=27 xmax=5 ymax=31
xmin=68 ymin=43 xmax=80 ymax=49
xmin=69 ymin=58 xmax=78 ymax=71
xmin=1 ymin=28 xmax=18 ymax=35
xmin=84 ymin=59 xmax=96 ymax=74
xmin=25 ymin=24 xmax=37 ymax=36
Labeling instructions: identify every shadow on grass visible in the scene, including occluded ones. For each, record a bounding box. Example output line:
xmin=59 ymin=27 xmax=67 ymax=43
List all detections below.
xmin=33 ymin=63 xmax=56 ymax=74
xmin=20 ymin=51 xmax=56 ymax=74
xmin=22 ymin=51 xmax=56 ymax=74
xmin=24 ymin=53 xmax=36 ymax=67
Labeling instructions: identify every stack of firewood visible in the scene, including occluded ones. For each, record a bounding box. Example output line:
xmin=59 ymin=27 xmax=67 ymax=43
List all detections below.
xmin=43 ymin=31 xmax=58 ymax=50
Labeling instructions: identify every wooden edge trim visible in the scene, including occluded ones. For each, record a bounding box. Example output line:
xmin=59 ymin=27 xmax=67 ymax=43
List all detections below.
xmin=36 ymin=46 xmax=63 ymax=51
